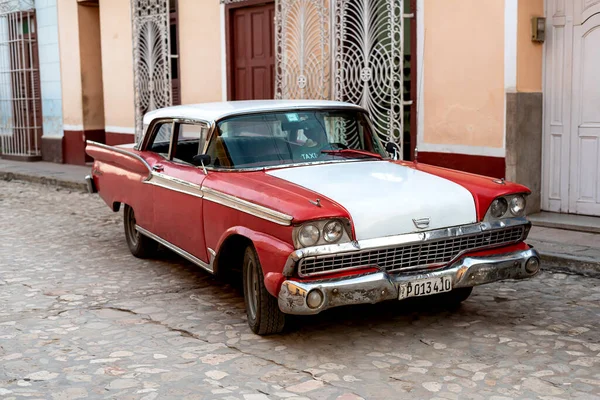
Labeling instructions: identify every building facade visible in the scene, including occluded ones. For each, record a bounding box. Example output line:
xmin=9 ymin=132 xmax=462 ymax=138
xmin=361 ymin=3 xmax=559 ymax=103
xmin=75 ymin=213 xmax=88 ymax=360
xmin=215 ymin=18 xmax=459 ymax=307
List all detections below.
xmin=0 ymin=0 xmax=599 ymax=218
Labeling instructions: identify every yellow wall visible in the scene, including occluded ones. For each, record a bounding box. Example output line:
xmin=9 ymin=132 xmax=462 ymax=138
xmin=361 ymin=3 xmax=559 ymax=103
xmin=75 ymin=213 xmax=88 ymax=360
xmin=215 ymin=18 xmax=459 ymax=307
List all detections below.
xmin=178 ymin=0 xmax=223 ymax=103
xmin=99 ymin=0 xmax=135 ymax=130
xmin=57 ymin=0 xmax=83 ymax=127
xmin=517 ymin=0 xmax=543 ymax=92
xmin=78 ymin=5 xmax=105 ymax=130
xmin=423 ymin=0 xmax=505 ymax=149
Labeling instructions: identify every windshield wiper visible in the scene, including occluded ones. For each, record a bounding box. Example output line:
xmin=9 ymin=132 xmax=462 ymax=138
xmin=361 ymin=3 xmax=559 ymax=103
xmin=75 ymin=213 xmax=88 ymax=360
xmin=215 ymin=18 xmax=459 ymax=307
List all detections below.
xmin=321 ymin=149 xmax=382 ymax=160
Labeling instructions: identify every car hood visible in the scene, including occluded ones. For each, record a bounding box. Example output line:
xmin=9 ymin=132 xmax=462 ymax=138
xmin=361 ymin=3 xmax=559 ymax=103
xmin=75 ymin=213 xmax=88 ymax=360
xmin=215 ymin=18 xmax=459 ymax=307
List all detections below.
xmin=267 ymin=160 xmax=477 ymax=240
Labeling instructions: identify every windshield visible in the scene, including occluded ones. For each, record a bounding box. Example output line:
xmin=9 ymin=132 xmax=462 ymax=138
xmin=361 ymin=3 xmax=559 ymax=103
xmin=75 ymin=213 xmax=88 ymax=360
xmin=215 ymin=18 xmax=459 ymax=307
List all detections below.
xmin=205 ymin=109 xmax=387 ymax=169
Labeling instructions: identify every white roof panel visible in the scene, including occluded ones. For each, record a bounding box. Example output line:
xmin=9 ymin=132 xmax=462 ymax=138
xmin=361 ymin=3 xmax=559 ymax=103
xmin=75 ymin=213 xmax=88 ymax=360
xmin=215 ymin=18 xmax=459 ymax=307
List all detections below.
xmin=142 ymin=100 xmax=365 ymax=125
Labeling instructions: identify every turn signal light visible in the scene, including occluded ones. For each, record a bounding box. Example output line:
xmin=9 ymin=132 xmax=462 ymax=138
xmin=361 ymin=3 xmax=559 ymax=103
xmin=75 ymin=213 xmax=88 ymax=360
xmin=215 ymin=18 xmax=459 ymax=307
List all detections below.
xmin=306 ymin=289 xmax=324 ymax=309
xmin=525 ymin=257 xmax=540 ymax=274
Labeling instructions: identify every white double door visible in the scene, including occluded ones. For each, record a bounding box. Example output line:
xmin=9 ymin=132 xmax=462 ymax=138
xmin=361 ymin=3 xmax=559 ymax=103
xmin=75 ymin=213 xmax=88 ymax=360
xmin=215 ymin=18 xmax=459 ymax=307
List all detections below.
xmin=543 ymin=1 xmax=600 ymax=216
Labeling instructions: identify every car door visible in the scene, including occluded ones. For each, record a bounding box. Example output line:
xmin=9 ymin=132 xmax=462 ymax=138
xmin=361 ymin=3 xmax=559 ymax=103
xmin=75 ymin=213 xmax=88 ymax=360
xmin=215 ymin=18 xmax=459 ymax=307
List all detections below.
xmin=145 ymin=120 xmax=211 ymax=266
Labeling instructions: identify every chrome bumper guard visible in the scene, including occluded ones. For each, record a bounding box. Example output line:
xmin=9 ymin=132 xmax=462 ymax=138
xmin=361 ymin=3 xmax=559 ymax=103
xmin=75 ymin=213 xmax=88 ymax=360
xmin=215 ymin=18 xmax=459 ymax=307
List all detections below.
xmin=84 ymin=175 xmax=97 ymax=194
xmin=278 ymin=247 xmax=540 ymax=315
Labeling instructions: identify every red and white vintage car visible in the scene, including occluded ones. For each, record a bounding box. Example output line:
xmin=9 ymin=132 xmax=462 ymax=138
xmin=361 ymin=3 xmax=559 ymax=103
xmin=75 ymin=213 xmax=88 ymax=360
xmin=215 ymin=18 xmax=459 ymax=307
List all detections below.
xmin=85 ymin=100 xmax=540 ymax=335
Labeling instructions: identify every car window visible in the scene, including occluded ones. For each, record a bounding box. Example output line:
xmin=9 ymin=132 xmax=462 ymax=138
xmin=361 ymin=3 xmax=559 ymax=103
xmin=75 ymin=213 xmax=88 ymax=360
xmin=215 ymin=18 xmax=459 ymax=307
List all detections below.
xmin=148 ymin=122 xmax=174 ymax=157
xmin=205 ymin=110 xmax=386 ymax=169
xmin=172 ymin=123 xmax=209 ymax=165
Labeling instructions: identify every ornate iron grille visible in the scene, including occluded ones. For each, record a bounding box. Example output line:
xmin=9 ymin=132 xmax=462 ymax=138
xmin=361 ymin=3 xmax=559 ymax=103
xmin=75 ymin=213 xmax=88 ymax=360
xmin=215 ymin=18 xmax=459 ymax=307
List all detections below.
xmin=333 ymin=0 xmax=404 ymax=146
xmin=274 ymin=0 xmax=330 ymax=100
xmin=274 ymin=0 xmax=405 ymax=153
xmin=131 ymin=0 xmax=171 ymax=141
xmin=298 ymin=226 xmax=526 ymax=277
xmin=0 ymin=0 xmax=42 ymax=159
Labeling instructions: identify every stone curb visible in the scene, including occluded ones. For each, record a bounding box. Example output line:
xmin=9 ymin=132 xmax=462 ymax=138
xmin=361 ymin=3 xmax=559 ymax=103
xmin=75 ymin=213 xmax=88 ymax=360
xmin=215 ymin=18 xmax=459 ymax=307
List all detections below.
xmin=538 ymin=251 xmax=600 ymax=278
xmin=0 ymin=171 xmax=88 ymax=192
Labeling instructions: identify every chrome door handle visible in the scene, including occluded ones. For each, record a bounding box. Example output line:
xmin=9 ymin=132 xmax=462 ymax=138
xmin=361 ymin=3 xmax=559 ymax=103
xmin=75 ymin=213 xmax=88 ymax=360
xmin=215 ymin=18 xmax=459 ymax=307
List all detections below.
xmin=152 ymin=164 xmax=164 ymax=172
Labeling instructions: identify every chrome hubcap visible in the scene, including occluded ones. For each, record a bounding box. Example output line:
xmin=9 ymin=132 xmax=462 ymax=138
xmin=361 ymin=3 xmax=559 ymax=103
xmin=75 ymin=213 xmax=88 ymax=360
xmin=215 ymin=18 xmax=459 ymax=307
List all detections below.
xmin=245 ymin=258 xmax=258 ymax=320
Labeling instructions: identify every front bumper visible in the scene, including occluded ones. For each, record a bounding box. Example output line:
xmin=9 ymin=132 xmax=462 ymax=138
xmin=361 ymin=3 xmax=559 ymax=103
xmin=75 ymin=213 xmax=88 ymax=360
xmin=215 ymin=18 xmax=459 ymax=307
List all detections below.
xmin=278 ymin=247 xmax=540 ymax=315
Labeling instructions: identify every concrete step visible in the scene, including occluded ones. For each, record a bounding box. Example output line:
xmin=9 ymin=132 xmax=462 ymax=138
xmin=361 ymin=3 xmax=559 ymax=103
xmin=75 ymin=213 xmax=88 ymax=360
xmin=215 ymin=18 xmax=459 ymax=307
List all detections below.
xmin=529 ymin=211 xmax=600 ymax=234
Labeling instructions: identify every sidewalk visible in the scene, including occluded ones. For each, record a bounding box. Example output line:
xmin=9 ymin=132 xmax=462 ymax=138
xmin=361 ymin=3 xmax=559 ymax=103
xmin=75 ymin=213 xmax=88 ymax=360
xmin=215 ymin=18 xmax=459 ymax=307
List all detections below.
xmin=0 ymin=158 xmax=89 ymax=192
xmin=1 ymin=158 xmax=598 ymax=278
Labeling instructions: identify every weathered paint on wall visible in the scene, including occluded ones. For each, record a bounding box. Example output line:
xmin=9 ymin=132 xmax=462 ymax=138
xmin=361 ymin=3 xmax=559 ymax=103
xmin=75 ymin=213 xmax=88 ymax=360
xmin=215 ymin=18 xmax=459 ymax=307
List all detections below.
xmin=178 ymin=0 xmax=223 ymax=104
xmin=78 ymin=4 xmax=104 ymax=130
xmin=57 ymin=0 xmax=83 ymax=128
xmin=36 ymin=0 xmax=63 ymax=137
xmin=423 ymin=0 xmax=505 ymax=149
xmin=99 ymin=0 xmax=135 ymax=132
xmin=517 ymin=0 xmax=544 ymax=92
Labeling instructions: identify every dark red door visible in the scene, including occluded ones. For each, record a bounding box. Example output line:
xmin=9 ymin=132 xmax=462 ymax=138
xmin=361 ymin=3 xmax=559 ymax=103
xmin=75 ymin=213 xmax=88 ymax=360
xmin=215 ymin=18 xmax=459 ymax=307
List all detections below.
xmin=230 ymin=3 xmax=275 ymax=100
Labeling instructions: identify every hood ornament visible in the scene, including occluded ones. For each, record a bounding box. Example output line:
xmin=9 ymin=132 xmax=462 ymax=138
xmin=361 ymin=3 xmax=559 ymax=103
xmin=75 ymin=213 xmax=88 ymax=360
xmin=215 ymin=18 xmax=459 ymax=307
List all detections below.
xmin=413 ymin=217 xmax=430 ymax=229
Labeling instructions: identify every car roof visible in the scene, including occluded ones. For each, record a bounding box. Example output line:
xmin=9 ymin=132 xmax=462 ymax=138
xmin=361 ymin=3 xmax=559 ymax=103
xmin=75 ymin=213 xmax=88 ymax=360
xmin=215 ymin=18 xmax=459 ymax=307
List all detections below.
xmin=142 ymin=100 xmax=366 ymax=125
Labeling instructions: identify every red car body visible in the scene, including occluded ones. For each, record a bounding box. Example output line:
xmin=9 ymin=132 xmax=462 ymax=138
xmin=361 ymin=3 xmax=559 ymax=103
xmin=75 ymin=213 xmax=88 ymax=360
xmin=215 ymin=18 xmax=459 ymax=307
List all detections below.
xmin=85 ymin=100 xmax=540 ymax=335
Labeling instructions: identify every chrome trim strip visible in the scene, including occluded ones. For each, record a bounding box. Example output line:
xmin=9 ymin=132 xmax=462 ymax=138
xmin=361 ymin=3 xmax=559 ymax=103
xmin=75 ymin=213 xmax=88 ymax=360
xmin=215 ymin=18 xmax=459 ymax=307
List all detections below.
xmin=203 ymin=158 xmax=379 ymax=173
xmin=278 ymin=248 xmax=540 ymax=315
xmin=144 ymin=172 xmax=204 ymax=199
xmin=201 ymin=186 xmax=293 ymax=226
xmin=283 ymin=217 xmax=531 ymax=276
xmin=136 ymin=225 xmax=213 ymax=273
xmin=87 ymin=140 xmax=152 ymax=175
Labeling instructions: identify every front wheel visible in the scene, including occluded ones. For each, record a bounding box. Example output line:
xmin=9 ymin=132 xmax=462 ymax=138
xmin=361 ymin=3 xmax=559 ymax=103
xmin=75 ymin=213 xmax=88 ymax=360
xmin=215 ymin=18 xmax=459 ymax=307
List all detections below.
xmin=123 ymin=205 xmax=158 ymax=258
xmin=243 ymin=246 xmax=285 ymax=335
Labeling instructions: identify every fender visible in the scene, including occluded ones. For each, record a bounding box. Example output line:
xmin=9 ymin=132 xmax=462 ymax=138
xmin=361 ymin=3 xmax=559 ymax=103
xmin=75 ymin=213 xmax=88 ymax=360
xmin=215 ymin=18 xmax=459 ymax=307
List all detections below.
xmin=215 ymin=226 xmax=294 ymax=297
xmin=85 ymin=141 xmax=155 ymax=231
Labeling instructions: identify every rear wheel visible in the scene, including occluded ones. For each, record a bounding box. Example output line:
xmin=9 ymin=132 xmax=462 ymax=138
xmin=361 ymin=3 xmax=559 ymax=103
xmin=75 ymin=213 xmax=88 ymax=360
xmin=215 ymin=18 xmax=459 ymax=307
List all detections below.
xmin=123 ymin=204 xmax=158 ymax=258
xmin=243 ymin=245 xmax=285 ymax=335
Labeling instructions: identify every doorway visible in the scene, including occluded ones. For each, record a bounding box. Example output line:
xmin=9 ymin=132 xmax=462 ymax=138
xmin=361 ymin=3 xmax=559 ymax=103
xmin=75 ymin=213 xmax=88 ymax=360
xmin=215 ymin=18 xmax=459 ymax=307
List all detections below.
xmin=226 ymin=0 xmax=275 ymax=100
xmin=542 ymin=1 xmax=600 ymax=216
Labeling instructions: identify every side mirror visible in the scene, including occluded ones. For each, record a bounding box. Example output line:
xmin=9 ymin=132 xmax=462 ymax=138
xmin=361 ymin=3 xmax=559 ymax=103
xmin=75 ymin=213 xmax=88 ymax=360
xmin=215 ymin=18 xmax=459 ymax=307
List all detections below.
xmin=192 ymin=154 xmax=211 ymax=167
xmin=385 ymin=141 xmax=401 ymax=160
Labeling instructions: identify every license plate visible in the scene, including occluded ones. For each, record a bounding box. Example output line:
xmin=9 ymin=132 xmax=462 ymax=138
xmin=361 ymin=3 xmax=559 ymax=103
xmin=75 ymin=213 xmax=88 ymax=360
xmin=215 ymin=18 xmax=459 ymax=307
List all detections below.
xmin=398 ymin=276 xmax=452 ymax=300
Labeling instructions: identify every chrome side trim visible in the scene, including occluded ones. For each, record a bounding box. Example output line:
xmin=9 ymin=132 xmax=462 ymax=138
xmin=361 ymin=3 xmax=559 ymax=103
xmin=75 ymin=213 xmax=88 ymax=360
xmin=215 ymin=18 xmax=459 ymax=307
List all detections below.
xmin=208 ymin=248 xmax=216 ymax=270
xmin=144 ymin=172 xmax=204 ymax=198
xmin=136 ymin=225 xmax=213 ymax=274
xmin=283 ymin=217 xmax=531 ymax=276
xmin=278 ymin=248 xmax=540 ymax=315
xmin=86 ymin=140 xmax=151 ymax=175
xmin=202 ymin=186 xmax=293 ymax=226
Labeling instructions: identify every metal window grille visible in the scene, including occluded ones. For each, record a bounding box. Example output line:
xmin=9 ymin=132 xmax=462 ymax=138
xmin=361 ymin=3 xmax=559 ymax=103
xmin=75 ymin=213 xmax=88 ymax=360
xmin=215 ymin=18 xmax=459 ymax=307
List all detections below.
xmin=274 ymin=0 xmax=406 ymax=154
xmin=0 ymin=0 xmax=42 ymax=159
xmin=131 ymin=0 xmax=172 ymax=141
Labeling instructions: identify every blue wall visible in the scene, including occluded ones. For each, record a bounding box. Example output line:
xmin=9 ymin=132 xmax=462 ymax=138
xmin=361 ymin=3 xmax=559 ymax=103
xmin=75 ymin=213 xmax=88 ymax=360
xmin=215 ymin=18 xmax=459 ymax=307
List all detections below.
xmin=35 ymin=0 xmax=63 ymax=137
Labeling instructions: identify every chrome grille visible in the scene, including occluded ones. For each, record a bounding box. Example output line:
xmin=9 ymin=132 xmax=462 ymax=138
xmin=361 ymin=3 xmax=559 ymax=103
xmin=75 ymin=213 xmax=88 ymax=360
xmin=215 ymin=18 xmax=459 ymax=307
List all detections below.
xmin=298 ymin=226 xmax=525 ymax=277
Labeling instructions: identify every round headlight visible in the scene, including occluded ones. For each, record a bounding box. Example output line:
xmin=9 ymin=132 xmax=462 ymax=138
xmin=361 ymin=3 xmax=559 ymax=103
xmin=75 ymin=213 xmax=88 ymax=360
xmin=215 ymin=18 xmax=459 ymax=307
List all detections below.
xmin=510 ymin=195 xmax=526 ymax=216
xmin=298 ymin=224 xmax=320 ymax=247
xmin=490 ymin=197 xmax=508 ymax=218
xmin=323 ymin=220 xmax=344 ymax=243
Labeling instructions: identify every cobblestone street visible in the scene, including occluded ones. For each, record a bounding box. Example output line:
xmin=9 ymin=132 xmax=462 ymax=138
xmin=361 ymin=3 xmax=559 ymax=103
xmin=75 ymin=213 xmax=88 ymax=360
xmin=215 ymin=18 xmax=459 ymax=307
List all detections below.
xmin=1 ymin=180 xmax=599 ymax=400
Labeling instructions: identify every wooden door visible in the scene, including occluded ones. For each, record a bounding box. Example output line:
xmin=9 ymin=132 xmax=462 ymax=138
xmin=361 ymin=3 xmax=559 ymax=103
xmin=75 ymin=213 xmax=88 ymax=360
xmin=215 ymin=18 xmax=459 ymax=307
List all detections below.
xmin=229 ymin=2 xmax=275 ymax=100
